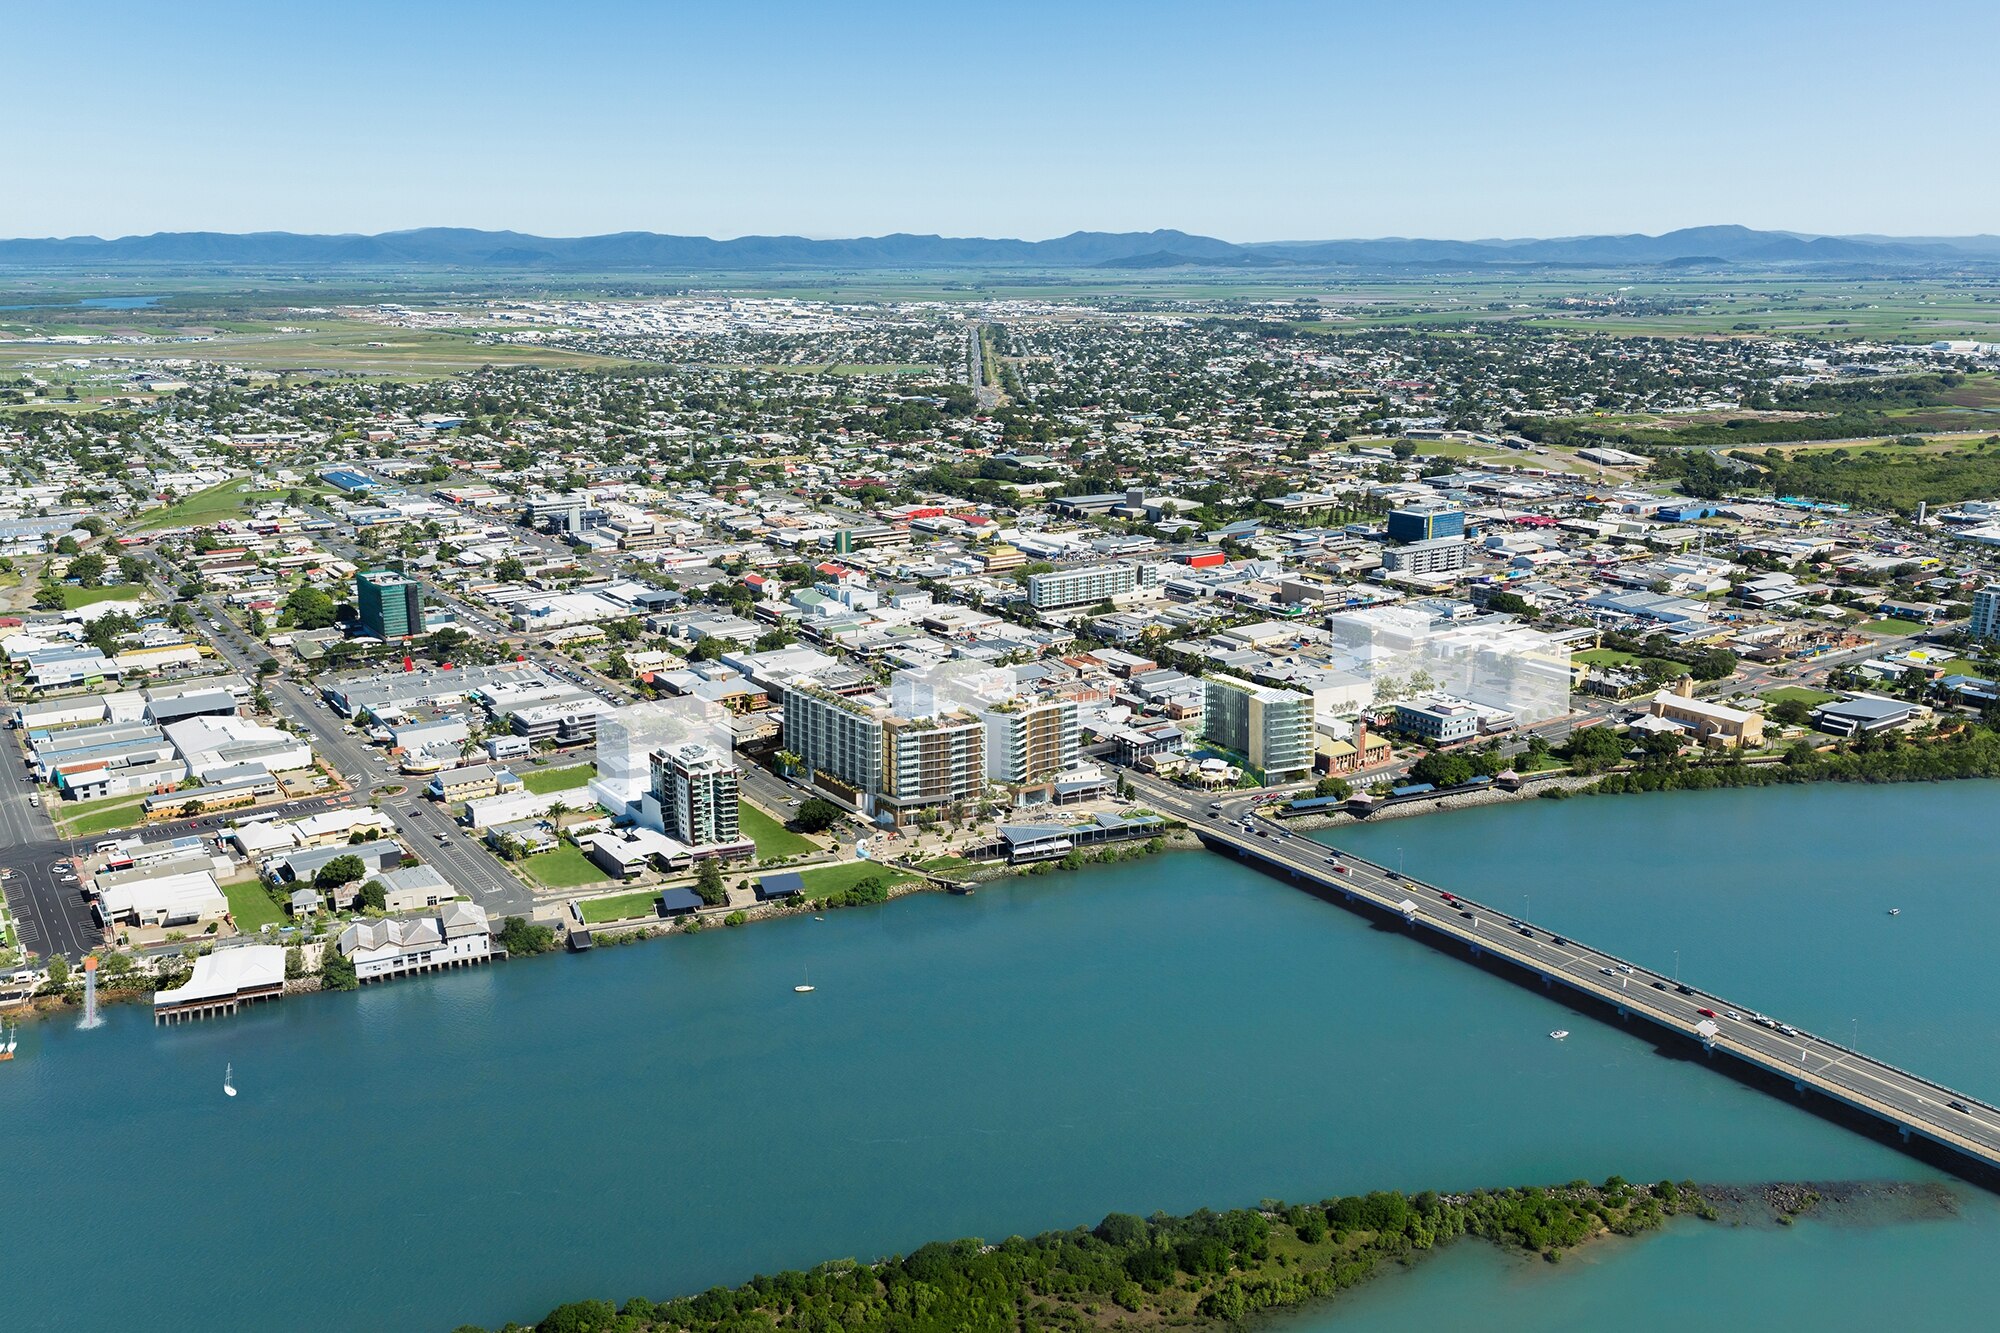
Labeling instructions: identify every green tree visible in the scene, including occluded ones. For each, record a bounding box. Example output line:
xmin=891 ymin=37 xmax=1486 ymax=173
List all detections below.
xmin=284 ymin=585 xmax=339 ymax=630
xmin=794 ymin=797 xmax=842 ymax=833
xmin=694 ymin=857 xmax=728 ymax=906
xmin=320 ymin=944 xmax=359 ymax=991
xmin=496 ymin=916 xmax=557 ymax=955
xmin=1561 ymin=725 xmax=1626 ymax=774
xmin=67 ymin=552 xmax=107 ymax=586
xmin=1408 ymin=751 xmax=1476 ymax=789
xmin=1690 ymin=648 xmax=1739 ymax=682
xmin=312 ymin=853 xmax=367 ymax=892
xmin=356 ymin=879 xmax=387 ymax=912
xmin=1768 ymin=699 xmax=1814 ymax=727
xmin=494 ymin=555 xmax=527 ymax=581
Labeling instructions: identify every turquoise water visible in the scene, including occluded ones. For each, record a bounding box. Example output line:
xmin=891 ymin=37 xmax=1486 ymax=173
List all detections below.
xmin=1 ymin=782 xmax=1995 ymax=1332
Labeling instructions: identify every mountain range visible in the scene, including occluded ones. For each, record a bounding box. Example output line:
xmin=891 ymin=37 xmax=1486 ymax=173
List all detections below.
xmin=4 ymin=225 xmax=1999 ymax=269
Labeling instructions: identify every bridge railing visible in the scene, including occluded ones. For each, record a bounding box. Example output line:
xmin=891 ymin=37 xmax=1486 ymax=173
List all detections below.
xmin=1213 ymin=822 xmax=2000 ymax=1119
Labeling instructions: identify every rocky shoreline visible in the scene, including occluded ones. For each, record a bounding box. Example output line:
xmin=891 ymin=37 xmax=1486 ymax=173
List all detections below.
xmin=1703 ymin=1178 xmax=1958 ymax=1227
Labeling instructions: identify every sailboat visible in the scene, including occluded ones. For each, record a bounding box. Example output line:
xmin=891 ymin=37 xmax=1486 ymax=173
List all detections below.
xmin=794 ymin=967 xmax=815 ymax=994
xmin=223 ymin=1062 xmax=237 ymax=1097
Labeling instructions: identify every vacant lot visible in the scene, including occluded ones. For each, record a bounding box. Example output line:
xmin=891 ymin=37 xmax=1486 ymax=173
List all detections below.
xmin=578 ymin=889 xmax=662 ymax=924
xmin=222 ymin=879 xmax=285 ymax=932
xmin=738 ymin=802 xmax=816 ymax=858
xmin=56 ymin=584 xmax=145 ymax=610
xmin=1761 ymin=686 xmax=1839 ymax=708
xmin=135 ymin=479 xmax=307 ymax=530
xmin=520 ymin=845 xmax=608 ymax=889
xmin=521 ymin=765 xmax=594 ymax=795
xmin=52 ymin=793 xmax=150 ymax=838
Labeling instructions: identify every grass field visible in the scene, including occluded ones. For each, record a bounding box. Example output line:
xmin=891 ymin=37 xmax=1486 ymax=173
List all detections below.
xmin=1574 ymin=648 xmax=1639 ymax=667
xmin=222 ymin=878 xmax=285 ymax=932
xmin=578 ymin=889 xmax=662 ymax=924
xmin=1860 ymin=618 xmax=1928 ymax=636
xmin=797 ymin=862 xmax=913 ymax=898
xmin=56 ymin=584 xmax=145 ymax=609
xmin=1931 ymin=657 xmax=1990 ymax=677
xmin=51 ymin=793 xmax=150 ymax=838
xmin=520 ymin=764 xmax=594 ymax=795
xmin=521 ymin=845 xmax=609 ymax=889
xmin=135 ymin=479 xmax=298 ymax=530
xmin=1761 ymin=686 xmax=1840 ymax=707
xmin=738 ymin=802 xmax=816 ymax=858
xmin=0 ymin=315 xmax=642 ymax=384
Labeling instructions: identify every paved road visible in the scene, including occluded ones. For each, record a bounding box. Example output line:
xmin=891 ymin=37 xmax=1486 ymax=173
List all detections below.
xmin=0 ymin=737 xmax=101 ymax=964
xmin=967 ymin=326 xmax=1001 ymax=412
xmin=123 ymin=570 xmax=549 ymax=919
xmin=1133 ymin=773 xmax=2000 ymax=1175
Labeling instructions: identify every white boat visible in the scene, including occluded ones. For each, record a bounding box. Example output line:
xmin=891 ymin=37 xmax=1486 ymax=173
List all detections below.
xmin=1548 ymin=1029 xmax=1570 ymax=1041
xmin=794 ymin=966 xmax=815 ymax=994
xmin=1888 ymin=908 xmax=1900 ymax=916
xmin=224 ymin=1062 xmax=237 ymax=1097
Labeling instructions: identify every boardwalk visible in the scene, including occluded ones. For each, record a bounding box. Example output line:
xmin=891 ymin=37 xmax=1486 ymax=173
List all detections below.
xmin=1162 ymin=795 xmax=2000 ymax=1186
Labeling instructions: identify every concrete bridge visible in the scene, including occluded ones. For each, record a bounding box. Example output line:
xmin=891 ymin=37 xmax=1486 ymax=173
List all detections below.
xmin=1138 ymin=779 xmax=2000 ymax=1188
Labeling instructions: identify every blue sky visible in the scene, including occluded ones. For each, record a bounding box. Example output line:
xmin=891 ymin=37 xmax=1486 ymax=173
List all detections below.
xmin=6 ymin=0 xmax=1994 ymax=241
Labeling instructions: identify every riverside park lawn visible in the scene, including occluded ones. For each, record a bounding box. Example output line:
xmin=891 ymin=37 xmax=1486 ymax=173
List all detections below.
xmin=738 ymin=802 xmax=816 ymax=858
xmin=797 ymin=862 xmax=913 ymax=897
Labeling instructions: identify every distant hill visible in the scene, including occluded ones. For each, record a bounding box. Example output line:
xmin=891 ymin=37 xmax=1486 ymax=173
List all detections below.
xmin=2 ymin=225 xmax=1997 ymax=270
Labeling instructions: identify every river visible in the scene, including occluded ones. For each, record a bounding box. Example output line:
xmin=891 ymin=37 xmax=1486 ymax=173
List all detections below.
xmin=2 ymin=782 xmax=1995 ymax=1331
xmin=0 ymin=295 xmax=162 ymax=311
